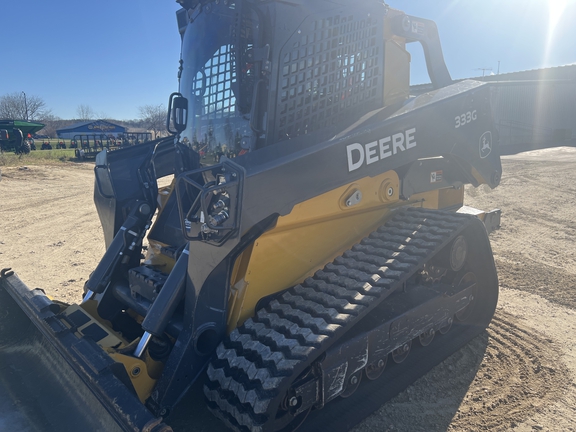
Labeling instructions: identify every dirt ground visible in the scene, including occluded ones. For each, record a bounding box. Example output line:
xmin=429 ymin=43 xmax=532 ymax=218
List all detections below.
xmin=1 ymin=147 xmax=575 ymax=432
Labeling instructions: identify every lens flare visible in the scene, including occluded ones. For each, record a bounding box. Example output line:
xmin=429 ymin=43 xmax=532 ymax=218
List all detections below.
xmin=547 ymin=0 xmax=568 ymax=42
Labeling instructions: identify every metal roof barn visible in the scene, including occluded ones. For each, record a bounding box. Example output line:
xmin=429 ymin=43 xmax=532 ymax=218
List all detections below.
xmin=411 ymin=65 xmax=576 ymax=154
xmin=56 ymin=120 xmax=126 ymax=140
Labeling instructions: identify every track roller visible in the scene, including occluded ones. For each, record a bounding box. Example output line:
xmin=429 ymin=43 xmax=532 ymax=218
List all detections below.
xmin=365 ymin=356 xmax=387 ymax=381
xmin=392 ymin=340 xmax=412 ymax=364
xmin=439 ymin=317 xmax=453 ymax=334
xmin=340 ymin=371 xmax=362 ymax=398
xmin=418 ymin=328 xmax=435 ymax=347
xmin=455 ymin=272 xmax=477 ymax=322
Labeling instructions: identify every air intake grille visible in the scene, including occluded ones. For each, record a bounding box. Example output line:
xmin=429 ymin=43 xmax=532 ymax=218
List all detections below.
xmin=276 ymin=14 xmax=382 ymax=141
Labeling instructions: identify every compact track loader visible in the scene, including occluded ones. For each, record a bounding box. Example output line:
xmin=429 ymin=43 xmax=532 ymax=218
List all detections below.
xmin=0 ymin=1 xmax=502 ymax=431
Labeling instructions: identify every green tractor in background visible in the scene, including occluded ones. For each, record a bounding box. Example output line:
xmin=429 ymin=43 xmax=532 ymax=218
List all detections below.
xmin=0 ymin=119 xmax=45 ymax=155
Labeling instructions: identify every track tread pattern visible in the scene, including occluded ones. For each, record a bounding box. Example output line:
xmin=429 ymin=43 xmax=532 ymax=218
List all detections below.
xmin=204 ymin=208 xmax=472 ymax=432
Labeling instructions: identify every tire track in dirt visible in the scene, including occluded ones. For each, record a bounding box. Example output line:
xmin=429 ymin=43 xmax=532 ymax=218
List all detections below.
xmin=495 ymin=252 xmax=576 ymax=310
xmin=0 ymin=193 xmax=91 ymax=215
xmin=448 ymin=313 xmax=567 ymax=431
xmin=0 ymin=165 xmax=103 ymax=304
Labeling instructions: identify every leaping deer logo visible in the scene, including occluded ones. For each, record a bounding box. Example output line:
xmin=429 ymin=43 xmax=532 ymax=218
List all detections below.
xmin=479 ymin=131 xmax=492 ymax=159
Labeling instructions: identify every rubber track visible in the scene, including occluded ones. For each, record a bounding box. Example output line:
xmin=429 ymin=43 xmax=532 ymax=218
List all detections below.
xmin=204 ymin=208 xmax=473 ymax=432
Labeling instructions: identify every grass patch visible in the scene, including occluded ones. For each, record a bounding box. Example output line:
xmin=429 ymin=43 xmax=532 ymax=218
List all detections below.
xmin=0 ymin=149 xmax=78 ymax=166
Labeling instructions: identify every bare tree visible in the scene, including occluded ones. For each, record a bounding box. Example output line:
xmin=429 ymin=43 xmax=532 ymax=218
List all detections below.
xmin=0 ymin=92 xmax=50 ymax=121
xmin=76 ymin=104 xmax=96 ymax=121
xmin=38 ymin=114 xmax=69 ymax=138
xmin=138 ymin=104 xmax=167 ymax=138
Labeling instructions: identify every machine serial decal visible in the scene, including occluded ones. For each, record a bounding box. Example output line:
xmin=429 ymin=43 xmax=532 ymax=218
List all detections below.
xmin=347 ymin=128 xmax=417 ymax=172
xmin=479 ymin=131 xmax=492 ymax=159
xmin=455 ymin=110 xmax=477 ymax=129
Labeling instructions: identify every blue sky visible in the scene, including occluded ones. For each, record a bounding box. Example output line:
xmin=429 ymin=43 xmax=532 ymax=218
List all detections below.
xmin=1 ymin=0 xmax=575 ymax=120
xmin=399 ymin=0 xmax=576 ymax=83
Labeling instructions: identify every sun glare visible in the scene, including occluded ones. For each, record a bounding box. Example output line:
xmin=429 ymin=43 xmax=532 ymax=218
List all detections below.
xmin=535 ymin=0 xmax=571 ymax=147
xmin=547 ymin=0 xmax=569 ymax=40
xmin=543 ymin=0 xmax=572 ymax=65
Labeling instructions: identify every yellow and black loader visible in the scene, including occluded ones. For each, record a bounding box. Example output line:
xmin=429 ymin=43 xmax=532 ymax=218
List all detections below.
xmin=0 ymin=1 xmax=502 ymax=431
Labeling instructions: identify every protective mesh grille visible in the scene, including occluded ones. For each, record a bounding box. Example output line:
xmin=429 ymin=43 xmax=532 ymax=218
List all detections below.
xmin=276 ymin=14 xmax=381 ymax=141
xmin=193 ymin=45 xmax=236 ymax=120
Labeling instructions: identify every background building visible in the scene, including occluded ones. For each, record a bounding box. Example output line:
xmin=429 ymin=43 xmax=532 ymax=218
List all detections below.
xmin=56 ymin=120 xmax=126 ymax=140
xmin=411 ymin=65 xmax=576 ymax=153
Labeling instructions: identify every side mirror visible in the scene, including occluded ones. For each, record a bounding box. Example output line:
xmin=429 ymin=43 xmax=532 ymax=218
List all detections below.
xmin=94 ymin=151 xmax=115 ymax=199
xmin=0 ymin=129 xmax=9 ymax=141
xmin=167 ymin=92 xmax=188 ymax=135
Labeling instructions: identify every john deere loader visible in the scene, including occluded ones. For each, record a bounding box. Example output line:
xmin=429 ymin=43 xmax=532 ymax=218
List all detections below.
xmin=0 ymin=1 xmax=502 ymax=431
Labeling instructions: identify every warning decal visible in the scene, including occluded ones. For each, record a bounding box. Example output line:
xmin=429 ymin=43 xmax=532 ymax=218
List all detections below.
xmin=430 ymin=170 xmax=443 ymax=183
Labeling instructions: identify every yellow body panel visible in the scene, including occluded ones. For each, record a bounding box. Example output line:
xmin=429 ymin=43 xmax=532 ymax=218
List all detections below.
xmin=229 ymin=171 xmax=402 ymax=329
xmin=411 ymin=187 xmax=465 ymax=210
xmin=383 ymin=39 xmax=410 ymax=107
xmin=108 ymin=352 xmax=163 ymax=403
xmin=227 ymin=172 xmax=466 ymax=330
xmin=61 ymin=302 xmax=164 ymax=403
xmin=64 ymin=304 xmax=126 ymax=348
xmin=144 ymin=239 xmax=177 ymax=273
xmin=143 ymin=178 xmax=179 ymax=272
xmin=382 ymin=8 xmax=410 ymax=106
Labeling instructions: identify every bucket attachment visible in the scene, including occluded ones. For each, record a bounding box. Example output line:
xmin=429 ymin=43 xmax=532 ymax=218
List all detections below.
xmin=0 ymin=269 xmax=170 ymax=432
